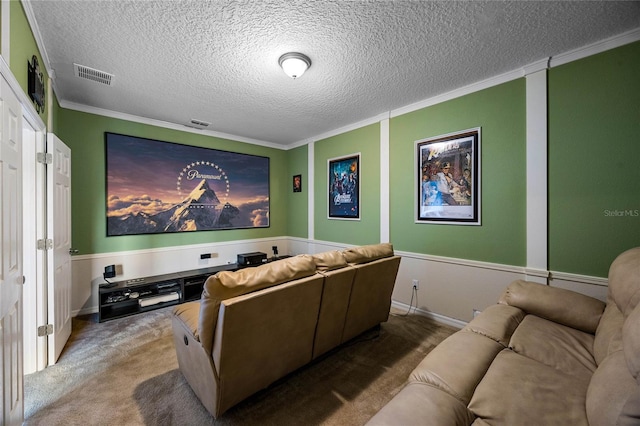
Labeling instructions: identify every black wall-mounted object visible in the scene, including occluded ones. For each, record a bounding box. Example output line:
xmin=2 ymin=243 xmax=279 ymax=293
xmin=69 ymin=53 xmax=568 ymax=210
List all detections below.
xmin=104 ymin=265 xmax=116 ymax=279
xmin=27 ymin=55 xmax=45 ymax=114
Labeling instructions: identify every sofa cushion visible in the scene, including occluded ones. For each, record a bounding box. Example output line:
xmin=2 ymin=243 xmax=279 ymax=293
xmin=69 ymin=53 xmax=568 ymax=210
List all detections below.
xmin=342 ymin=243 xmax=394 ymax=264
xmin=366 ymin=382 xmax=476 ymax=426
xmin=469 ymin=349 xmax=590 ymax=425
xmin=312 ymin=250 xmax=348 ymax=271
xmin=197 ymin=254 xmax=316 ymax=355
xmin=609 ymin=247 xmax=640 ymax=317
xmin=410 ymin=330 xmax=504 ymax=405
xmin=499 ymin=280 xmax=605 ymax=334
xmin=509 ymin=315 xmax=596 ymax=379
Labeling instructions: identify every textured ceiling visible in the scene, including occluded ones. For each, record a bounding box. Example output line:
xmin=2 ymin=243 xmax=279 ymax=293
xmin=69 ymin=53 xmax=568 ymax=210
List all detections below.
xmin=26 ymin=1 xmax=640 ymax=146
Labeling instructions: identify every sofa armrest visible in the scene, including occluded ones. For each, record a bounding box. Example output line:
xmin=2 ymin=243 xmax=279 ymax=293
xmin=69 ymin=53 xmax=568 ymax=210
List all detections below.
xmin=173 ymin=301 xmax=200 ymax=339
xmin=499 ymin=280 xmax=605 ymax=334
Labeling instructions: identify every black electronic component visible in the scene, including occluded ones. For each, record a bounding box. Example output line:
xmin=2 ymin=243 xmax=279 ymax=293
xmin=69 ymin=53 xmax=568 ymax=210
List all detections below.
xmin=237 ymin=252 xmax=267 ymax=266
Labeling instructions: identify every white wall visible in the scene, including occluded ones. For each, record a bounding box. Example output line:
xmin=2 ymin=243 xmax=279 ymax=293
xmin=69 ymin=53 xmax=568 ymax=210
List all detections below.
xmin=71 ymin=237 xmax=291 ymax=316
xmin=72 ymin=236 xmax=609 ymax=326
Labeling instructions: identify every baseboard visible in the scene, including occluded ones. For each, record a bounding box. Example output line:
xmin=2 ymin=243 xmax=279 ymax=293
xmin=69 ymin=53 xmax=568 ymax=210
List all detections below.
xmin=75 ymin=307 xmax=98 ymax=317
xmin=391 ymin=300 xmax=466 ymax=329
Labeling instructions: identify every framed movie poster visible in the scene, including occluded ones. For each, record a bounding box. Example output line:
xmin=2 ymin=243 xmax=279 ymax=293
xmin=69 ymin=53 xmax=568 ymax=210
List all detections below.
xmin=416 ymin=128 xmax=480 ymax=225
xmin=105 ymin=132 xmax=270 ymax=236
xmin=328 ymin=153 xmax=360 ymax=220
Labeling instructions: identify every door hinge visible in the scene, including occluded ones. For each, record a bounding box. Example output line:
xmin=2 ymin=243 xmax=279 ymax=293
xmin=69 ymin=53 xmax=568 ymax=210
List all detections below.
xmin=37 ymin=152 xmax=53 ymax=164
xmin=37 ymin=239 xmax=53 ymax=250
xmin=37 ymin=324 xmax=54 ymax=337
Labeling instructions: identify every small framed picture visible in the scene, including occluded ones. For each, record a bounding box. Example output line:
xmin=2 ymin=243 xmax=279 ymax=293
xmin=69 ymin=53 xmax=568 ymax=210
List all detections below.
xmin=293 ymin=174 xmax=302 ymax=192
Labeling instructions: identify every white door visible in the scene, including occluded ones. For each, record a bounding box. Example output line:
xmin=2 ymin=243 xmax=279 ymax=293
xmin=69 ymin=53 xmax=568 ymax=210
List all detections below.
xmin=0 ymin=76 xmax=24 ymax=425
xmin=47 ymin=133 xmax=71 ymax=364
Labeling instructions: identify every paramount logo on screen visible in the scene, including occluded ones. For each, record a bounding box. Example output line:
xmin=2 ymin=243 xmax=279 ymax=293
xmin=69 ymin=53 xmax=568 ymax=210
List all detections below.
xmin=334 ymin=194 xmax=352 ymax=205
xmin=186 ymin=169 xmax=222 ymax=180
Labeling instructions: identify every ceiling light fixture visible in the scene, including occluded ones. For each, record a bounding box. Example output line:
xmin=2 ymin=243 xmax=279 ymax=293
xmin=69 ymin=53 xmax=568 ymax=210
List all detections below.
xmin=278 ymin=52 xmax=311 ymax=79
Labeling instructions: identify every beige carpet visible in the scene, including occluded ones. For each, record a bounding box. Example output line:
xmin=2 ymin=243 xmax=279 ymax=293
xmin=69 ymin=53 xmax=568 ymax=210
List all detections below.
xmin=24 ymin=306 xmax=456 ymax=425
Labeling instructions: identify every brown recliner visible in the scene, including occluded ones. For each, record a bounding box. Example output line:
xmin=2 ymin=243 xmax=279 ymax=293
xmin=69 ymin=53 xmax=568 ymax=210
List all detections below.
xmin=172 ymin=243 xmax=402 ymax=418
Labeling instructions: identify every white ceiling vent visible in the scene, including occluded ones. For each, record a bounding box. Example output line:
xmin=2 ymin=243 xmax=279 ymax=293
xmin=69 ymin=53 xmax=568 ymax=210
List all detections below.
xmin=185 ymin=119 xmax=211 ymax=129
xmin=74 ymin=63 xmax=114 ymax=86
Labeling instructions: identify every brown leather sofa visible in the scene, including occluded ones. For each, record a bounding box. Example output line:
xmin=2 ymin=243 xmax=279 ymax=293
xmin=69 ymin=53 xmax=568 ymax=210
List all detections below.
xmin=171 ymin=243 xmax=401 ymax=418
xmin=368 ymin=246 xmax=640 ymax=425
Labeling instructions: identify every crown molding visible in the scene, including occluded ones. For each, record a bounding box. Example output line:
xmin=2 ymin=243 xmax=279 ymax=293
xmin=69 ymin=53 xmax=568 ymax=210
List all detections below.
xmin=550 ymin=27 xmax=640 ymax=68
xmin=303 ymin=111 xmax=391 ymax=144
xmin=58 ymin=100 xmax=286 ymax=150
xmin=20 ymin=0 xmax=54 ymax=78
xmin=390 ymin=68 xmax=524 ymax=119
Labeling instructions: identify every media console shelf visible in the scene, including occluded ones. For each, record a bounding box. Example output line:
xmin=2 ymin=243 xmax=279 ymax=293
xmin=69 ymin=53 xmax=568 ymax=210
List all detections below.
xmin=98 ymin=264 xmax=237 ymax=322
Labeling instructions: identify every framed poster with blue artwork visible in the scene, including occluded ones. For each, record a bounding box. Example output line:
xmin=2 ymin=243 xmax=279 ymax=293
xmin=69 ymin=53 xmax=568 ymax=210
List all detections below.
xmin=328 ymin=153 xmax=360 ymax=220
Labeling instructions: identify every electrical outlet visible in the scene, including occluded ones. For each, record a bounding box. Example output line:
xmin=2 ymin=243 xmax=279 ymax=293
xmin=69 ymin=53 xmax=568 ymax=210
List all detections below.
xmin=200 ymin=252 xmax=219 ymax=260
xmin=412 ymin=279 xmax=419 ymax=290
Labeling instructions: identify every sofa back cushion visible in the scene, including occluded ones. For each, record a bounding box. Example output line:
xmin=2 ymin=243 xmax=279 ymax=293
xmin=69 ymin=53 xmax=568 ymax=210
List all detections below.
xmin=342 ymin=242 xmax=394 ymax=264
xmin=608 ymin=247 xmax=640 ymax=317
xmin=621 ymin=303 xmax=640 ymax=420
xmin=312 ymin=250 xmax=347 ymax=271
xmin=593 ymin=300 xmax=624 ymax=365
xmin=587 ymin=247 xmax=640 ymax=425
xmin=197 ymin=255 xmax=316 ymax=355
xmin=586 ymin=349 xmax=639 ymax=425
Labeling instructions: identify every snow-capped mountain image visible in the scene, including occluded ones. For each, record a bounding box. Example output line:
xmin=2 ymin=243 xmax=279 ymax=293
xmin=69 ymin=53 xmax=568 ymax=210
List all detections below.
xmin=105 ymin=133 xmax=270 ymax=236
xmin=107 ymin=179 xmax=243 ymax=235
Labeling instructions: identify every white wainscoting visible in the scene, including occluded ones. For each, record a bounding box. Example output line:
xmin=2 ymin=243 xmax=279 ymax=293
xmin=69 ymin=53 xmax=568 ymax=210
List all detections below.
xmin=72 ymin=237 xmax=610 ymax=325
xmin=393 ymin=251 xmax=526 ymax=324
xmin=392 ymin=251 xmax=608 ymax=324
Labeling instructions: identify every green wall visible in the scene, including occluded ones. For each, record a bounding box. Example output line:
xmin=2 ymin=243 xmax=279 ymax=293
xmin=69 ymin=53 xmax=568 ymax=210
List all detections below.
xmin=314 ymin=123 xmax=381 ymax=245
xmin=56 ymin=108 xmax=289 ymax=255
xmin=10 ymin=1 xmax=48 ymax=124
xmin=7 ymin=5 xmax=638 ymax=276
xmin=390 ymin=80 xmax=527 ymax=265
xmin=549 ymin=41 xmax=640 ymax=276
xmin=287 ymin=144 xmax=308 ymax=238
